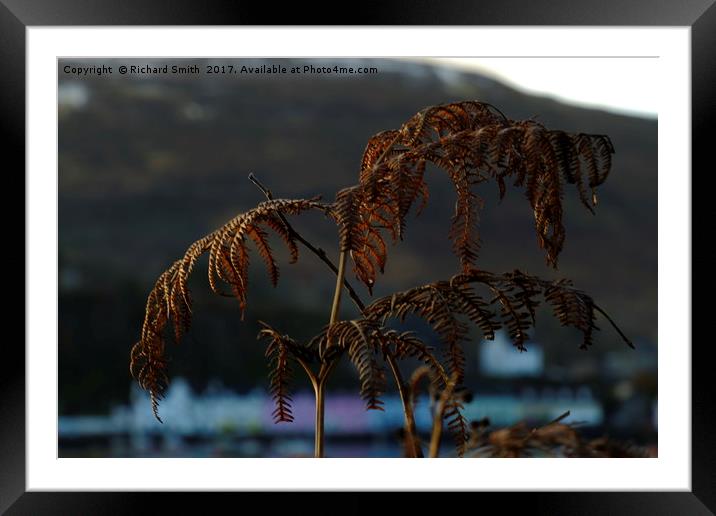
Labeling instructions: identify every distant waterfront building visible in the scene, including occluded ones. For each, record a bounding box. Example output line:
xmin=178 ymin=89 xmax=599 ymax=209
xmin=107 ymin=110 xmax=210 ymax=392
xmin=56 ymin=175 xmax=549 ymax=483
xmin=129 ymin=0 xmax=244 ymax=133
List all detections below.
xmin=479 ymin=331 xmax=544 ymax=378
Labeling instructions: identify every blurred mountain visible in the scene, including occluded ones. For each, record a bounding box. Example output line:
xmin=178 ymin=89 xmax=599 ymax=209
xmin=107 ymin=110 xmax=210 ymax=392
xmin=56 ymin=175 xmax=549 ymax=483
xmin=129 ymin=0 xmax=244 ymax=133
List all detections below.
xmin=58 ymin=58 xmax=656 ymax=415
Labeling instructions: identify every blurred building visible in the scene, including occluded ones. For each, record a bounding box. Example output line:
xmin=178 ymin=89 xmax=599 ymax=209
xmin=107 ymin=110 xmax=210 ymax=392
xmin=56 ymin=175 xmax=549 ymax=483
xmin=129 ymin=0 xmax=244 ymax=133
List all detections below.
xmin=59 ymin=376 xmax=606 ymax=457
xmin=479 ymin=331 xmax=544 ymax=378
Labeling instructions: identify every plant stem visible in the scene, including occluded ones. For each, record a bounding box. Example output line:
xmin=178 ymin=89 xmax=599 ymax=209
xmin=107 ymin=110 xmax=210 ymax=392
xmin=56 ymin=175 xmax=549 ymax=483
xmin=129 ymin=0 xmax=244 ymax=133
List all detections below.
xmin=248 ymin=173 xmax=365 ymax=313
xmin=314 ymin=377 xmax=326 ymax=458
xmin=312 ymin=250 xmax=348 ymax=458
xmin=386 ymin=352 xmax=423 ymax=458
xmin=428 ymin=377 xmax=458 ymax=458
xmin=313 ymin=357 xmax=339 ymax=458
xmin=329 ymin=250 xmax=347 ymax=325
xmin=594 ymin=304 xmax=635 ymax=348
xmin=249 ymin=174 xmax=360 ymax=459
xmin=428 ymin=412 xmax=444 ymax=459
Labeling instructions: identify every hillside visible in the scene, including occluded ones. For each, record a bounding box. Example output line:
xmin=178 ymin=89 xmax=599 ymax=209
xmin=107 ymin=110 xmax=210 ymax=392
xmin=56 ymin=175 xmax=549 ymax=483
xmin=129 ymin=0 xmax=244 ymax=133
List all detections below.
xmin=58 ymin=58 xmax=657 ymax=414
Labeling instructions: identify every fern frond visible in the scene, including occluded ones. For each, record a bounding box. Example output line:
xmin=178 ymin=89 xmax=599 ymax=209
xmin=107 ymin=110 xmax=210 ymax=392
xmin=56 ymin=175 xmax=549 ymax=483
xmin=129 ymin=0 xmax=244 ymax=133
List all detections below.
xmin=448 ymin=171 xmax=483 ymax=271
xmin=131 ymin=198 xmax=326 ymax=420
xmin=311 ymin=320 xmax=386 ymax=410
xmin=361 ymin=267 xmax=629 ymax=390
xmin=257 ymin=321 xmax=318 ymax=423
xmin=387 ymin=331 xmax=448 ymax=389
xmin=444 ymin=397 xmax=470 ymax=457
xmin=488 ymin=283 xmax=532 ymax=351
xmin=359 ymin=129 xmax=402 ymax=183
xmin=366 ymin=282 xmax=473 ymax=384
xmin=431 ymin=373 xmax=470 ymax=457
xmin=333 ymin=186 xmax=391 ymax=293
xmin=543 ymin=279 xmax=598 ymax=349
xmin=340 ymin=101 xmax=616 ymax=290
xmin=259 ymin=326 xmax=296 ymax=423
xmin=407 ymin=365 xmax=435 ymax=410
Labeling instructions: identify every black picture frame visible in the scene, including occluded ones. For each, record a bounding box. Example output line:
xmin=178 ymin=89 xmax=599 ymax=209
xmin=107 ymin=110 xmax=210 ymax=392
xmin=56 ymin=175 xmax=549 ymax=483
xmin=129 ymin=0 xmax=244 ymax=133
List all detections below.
xmin=1 ymin=1 xmax=710 ymax=513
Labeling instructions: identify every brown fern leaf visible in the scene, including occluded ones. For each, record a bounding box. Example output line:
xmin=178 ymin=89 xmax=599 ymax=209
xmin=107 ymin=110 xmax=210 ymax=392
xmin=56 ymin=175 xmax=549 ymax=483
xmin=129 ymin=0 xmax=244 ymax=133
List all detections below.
xmin=333 ymin=186 xmax=390 ymax=293
xmin=487 ymin=283 xmax=533 ymax=351
xmin=129 ymin=340 xmax=168 ymax=423
xmin=444 ymin=399 xmax=470 ymax=457
xmin=366 ymin=282 xmax=473 ymax=384
xmin=407 ymin=365 xmax=436 ymax=410
xmin=334 ymin=186 xmax=364 ymax=253
xmin=508 ymin=270 xmax=542 ymax=325
xmin=311 ymin=320 xmax=387 ymax=410
xmin=398 ymin=101 xmax=508 ymax=146
xmin=262 ymin=216 xmax=300 ymax=264
xmin=543 ymin=279 xmax=598 ymax=349
xmin=387 ymin=331 xmax=449 ymax=390
xmin=247 ymin=225 xmax=279 ymax=286
xmin=131 ymin=198 xmax=326 ymax=420
xmin=359 ymin=129 xmax=402 ymax=183
xmin=258 ymin=322 xmax=316 ymax=423
xmin=366 ymin=277 xmax=507 ymax=384
xmin=467 ymin=413 xmax=648 ymax=458
xmin=434 ymin=373 xmax=470 ymax=457
xmin=342 ymin=101 xmax=615 ymax=290
xmin=582 ymin=437 xmax=650 ymax=458
xmin=448 ymin=171 xmax=483 ymax=271
xmin=393 ymin=158 xmax=428 ymax=238
xmin=207 ymin=199 xmax=322 ymax=303
xmin=448 ymin=281 xmax=502 ymax=340
xmin=363 ymin=268 xmax=629 ymax=383
xmin=129 ymin=263 xmax=179 ymax=422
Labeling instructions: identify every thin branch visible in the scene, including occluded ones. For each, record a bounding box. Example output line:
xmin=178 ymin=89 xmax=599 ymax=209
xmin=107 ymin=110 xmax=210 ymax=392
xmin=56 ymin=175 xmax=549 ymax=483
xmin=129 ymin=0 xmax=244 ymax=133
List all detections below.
xmin=547 ymin=410 xmax=572 ymax=426
xmin=318 ymin=354 xmax=340 ymax=387
xmin=521 ymin=410 xmax=571 ymax=445
xmin=248 ymin=173 xmax=366 ymax=313
xmin=408 ymin=366 xmax=435 ymax=414
xmin=386 ymin=351 xmax=423 ymax=458
xmin=294 ymin=356 xmax=318 ymax=391
xmin=428 ymin=374 xmax=459 ymax=458
xmin=594 ymin=304 xmax=635 ymax=349
xmin=329 ymin=251 xmax=347 ymax=325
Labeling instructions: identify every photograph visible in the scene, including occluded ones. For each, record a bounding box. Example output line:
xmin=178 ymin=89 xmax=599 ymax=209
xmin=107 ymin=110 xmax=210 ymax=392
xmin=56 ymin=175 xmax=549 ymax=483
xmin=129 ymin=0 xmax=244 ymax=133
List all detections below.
xmin=57 ymin=56 xmax=658 ymax=459
xmin=2 ymin=3 xmax=709 ymax=510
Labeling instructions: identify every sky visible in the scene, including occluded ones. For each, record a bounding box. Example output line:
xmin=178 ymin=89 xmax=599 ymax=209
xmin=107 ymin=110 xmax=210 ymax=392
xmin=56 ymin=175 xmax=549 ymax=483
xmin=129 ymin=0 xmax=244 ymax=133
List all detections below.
xmin=421 ymin=57 xmax=659 ymax=119
xmin=59 ymin=56 xmax=660 ymax=119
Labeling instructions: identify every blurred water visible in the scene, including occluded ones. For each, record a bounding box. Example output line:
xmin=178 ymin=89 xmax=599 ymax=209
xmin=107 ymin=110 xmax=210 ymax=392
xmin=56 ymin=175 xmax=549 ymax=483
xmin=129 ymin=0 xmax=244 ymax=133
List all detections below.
xmin=58 ymin=376 xmax=627 ymax=458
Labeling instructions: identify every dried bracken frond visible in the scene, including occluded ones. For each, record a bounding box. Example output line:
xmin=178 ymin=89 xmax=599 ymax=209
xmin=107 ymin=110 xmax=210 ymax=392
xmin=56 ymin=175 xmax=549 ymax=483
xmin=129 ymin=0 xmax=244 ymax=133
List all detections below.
xmin=465 ymin=413 xmax=649 ymax=458
xmin=130 ymin=198 xmax=327 ymax=420
xmin=402 ymin=362 xmax=478 ymax=458
xmin=581 ymin=436 xmax=650 ymax=458
xmin=335 ymin=101 xmax=615 ymax=291
xmin=364 ymin=268 xmax=624 ymax=354
xmin=130 ymin=99 xmax=630 ymax=461
xmin=258 ymin=322 xmax=318 ymax=423
xmin=544 ymin=279 xmax=598 ymax=350
xmin=407 ymin=365 xmax=438 ymax=410
xmin=259 ymin=324 xmax=296 ymax=423
xmin=428 ymin=372 xmax=470 ymax=457
xmin=443 ymin=390 xmax=471 ymax=456
xmin=367 ymin=282 xmax=470 ymax=384
xmin=311 ymin=320 xmax=387 ymax=410
xmin=333 ymin=186 xmax=388 ymax=294
xmin=358 ymin=267 xmax=629 ymax=454
xmin=389 ymin=332 xmax=448 ymax=392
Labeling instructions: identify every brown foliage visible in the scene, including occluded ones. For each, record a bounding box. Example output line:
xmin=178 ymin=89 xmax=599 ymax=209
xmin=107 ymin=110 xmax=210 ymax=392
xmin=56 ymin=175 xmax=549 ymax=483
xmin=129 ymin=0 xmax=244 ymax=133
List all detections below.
xmin=258 ymin=322 xmax=321 ymax=423
xmin=465 ymin=414 xmax=649 ymax=458
xmin=131 ymin=99 xmax=630 ymax=458
xmin=334 ymin=101 xmax=614 ymax=291
xmin=130 ymin=198 xmax=327 ymax=420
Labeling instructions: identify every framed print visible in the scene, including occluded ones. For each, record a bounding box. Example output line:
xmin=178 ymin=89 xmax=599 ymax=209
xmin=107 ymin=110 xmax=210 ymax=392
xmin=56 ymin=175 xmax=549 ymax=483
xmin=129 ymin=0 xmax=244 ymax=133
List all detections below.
xmin=1 ymin=1 xmax=711 ymax=513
